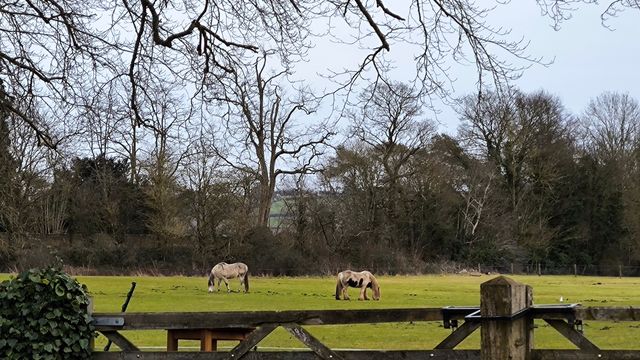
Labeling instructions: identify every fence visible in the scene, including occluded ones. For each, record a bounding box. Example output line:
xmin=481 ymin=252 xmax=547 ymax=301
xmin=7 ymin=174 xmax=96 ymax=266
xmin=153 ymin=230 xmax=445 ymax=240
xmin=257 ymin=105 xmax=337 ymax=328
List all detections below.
xmin=90 ymin=276 xmax=640 ymax=359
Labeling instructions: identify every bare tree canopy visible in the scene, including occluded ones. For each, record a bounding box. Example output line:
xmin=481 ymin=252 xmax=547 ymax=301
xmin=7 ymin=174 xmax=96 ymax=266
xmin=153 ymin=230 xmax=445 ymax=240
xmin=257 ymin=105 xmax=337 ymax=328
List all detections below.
xmin=0 ymin=1 xmax=111 ymax=148
xmin=350 ymin=82 xmax=435 ymax=186
xmin=582 ymin=92 xmax=640 ymax=162
xmin=2 ymin=0 xmax=638 ymax=147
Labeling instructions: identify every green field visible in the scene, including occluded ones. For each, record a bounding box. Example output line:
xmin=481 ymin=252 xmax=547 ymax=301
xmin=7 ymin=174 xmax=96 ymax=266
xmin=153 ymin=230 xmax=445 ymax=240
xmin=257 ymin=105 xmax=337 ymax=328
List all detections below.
xmin=2 ymin=273 xmax=640 ymax=351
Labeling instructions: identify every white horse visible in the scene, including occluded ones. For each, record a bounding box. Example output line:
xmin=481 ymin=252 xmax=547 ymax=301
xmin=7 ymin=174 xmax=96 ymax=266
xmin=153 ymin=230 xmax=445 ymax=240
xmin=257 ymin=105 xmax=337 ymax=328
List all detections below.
xmin=208 ymin=262 xmax=249 ymax=293
xmin=335 ymin=270 xmax=380 ymax=300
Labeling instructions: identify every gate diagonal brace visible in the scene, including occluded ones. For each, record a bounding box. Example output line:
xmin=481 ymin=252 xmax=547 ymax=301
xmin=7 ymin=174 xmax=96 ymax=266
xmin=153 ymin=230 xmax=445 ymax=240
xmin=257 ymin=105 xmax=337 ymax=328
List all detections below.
xmin=283 ymin=323 xmax=343 ymax=360
xmin=544 ymin=319 xmax=599 ymax=351
xmin=435 ymin=320 xmax=481 ymax=350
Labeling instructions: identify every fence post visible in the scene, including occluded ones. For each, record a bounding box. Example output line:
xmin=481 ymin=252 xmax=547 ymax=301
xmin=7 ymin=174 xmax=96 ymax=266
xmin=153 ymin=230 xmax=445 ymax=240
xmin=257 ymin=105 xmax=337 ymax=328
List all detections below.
xmin=88 ymin=296 xmax=95 ymax=351
xmin=481 ymin=276 xmax=533 ymax=360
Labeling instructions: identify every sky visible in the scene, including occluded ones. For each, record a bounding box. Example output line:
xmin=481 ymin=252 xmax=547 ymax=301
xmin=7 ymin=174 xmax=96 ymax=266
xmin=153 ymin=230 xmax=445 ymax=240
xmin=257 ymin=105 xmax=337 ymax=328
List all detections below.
xmin=499 ymin=3 xmax=640 ymax=123
xmin=295 ymin=2 xmax=640 ymax=135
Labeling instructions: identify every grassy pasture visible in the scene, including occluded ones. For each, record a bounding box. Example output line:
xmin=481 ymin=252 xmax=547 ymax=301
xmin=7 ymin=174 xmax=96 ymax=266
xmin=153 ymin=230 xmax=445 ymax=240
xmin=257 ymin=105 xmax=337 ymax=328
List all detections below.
xmin=2 ymin=273 xmax=640 ymax=351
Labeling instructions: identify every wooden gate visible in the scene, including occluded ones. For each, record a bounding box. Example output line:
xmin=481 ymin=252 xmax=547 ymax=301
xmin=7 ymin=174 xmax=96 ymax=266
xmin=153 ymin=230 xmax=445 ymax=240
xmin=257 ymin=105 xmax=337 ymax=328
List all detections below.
xmin=91 ymin=276 xmax=640 ymax=359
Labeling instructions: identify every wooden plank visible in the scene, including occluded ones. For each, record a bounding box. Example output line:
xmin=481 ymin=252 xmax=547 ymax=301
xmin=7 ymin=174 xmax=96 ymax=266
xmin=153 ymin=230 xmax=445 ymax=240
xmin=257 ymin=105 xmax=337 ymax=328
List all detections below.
xmin=92 ymin=350 xmax=481 ymax=359
xmin=92 ymin=349 xmax=640 ymax=359
xmin=282 ymin=323 xmax=343 ymax=360
xmin=434 ymin=321 xmax=480 ymax=349
xmin=100 ymin=331 xmax=139 ymax=351
xmin=227 ymin=324 xmax=277 ymax=359
xmin=575 ymin=307 xmax=640 ymax=321
xmin=543 ymin=320 xmax=599 ymax=351
xmin=92 ymin=308 xmax=444 ymax=330
xmin=532 ymin=350 xmax=640 ymax=359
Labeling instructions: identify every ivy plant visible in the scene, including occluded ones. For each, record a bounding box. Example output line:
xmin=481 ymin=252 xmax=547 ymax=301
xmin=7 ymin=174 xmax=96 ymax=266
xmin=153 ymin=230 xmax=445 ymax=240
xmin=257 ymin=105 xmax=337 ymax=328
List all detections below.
xmin=0 ymin=266 xmax=95 ymax=359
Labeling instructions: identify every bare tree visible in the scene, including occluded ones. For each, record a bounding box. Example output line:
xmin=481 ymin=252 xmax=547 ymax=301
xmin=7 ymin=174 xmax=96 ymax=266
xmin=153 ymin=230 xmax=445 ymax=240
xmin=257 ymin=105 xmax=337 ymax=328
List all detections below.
xmin=582 ymin=92 xmax=640 ymax=164
xmin=209 ymin=54 xmax=334 ymax=227
xmin=349 ymin=81 xmax=436 ymax=239
xmin=0 ymin=111 xmax=60 ymax=246
xmin=79 ymin=76 xmax=143 ymax=184
xmin=459 ymin=90 xmax=569 ymax=210
xmin=140 ymin=84 xmax=192 ymax=246
xmin=181 ymin=133 xmax=230 ymax=255
xmin=581 ymin=92 xmax=640 ymax=263
xmin=351 ymin=82 xmax=435 ymax=187
xmin=459 ymin=89 xmax=578 ymax=260
xmin=460 ymin=169 xmax=496 ymax=240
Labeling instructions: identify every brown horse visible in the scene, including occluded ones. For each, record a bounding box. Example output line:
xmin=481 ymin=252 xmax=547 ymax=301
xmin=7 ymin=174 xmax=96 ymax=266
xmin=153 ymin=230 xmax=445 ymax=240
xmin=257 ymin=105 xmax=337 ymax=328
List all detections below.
xmin=335 ymin=270 xmax=380 ymax=300
xmin=208 ymin=262 xmax=249 ymax=293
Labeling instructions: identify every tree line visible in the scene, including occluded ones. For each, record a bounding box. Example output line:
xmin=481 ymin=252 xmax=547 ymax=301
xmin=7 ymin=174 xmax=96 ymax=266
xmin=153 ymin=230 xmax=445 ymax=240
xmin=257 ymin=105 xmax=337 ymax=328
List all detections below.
xmin=1 ymin=84 xmax=639 ymax=275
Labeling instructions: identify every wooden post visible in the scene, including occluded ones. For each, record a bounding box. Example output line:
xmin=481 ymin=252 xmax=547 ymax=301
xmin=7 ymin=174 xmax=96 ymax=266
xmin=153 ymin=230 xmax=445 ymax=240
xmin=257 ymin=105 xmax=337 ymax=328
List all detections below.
xmin=481 ymin=276 xmax=533 ymax=360
xmin=88 ymin=297 xmax=94 ymax=351
xmin=511 ymin=263 xmax=514 ymax=274
xmin=573 ymin=264 xmax=577 ymax=277
xmin=537 ymin=263 xmax=541 ymax=276
xmin=619 ymin=264 xmax=622 ymax=278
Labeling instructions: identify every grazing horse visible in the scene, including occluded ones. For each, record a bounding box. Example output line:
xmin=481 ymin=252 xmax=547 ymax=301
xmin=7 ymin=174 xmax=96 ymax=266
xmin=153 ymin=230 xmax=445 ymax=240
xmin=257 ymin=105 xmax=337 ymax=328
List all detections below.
xmin=335 ymin=270 xmax=380 ymax=300
xmin=208 ymin=262 xmax=249 ymax=293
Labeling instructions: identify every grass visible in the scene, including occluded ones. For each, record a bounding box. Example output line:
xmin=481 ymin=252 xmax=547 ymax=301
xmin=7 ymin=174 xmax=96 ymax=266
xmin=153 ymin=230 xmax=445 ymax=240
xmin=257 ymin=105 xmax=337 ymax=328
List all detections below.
xmin=2 ymin=273 xmax=640 ymax=351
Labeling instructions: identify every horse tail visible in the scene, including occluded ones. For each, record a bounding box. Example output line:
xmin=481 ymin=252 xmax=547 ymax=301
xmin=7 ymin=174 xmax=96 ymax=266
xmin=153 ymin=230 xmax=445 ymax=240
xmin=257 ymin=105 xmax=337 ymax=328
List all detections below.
xmin=369 ymin=273 xmax=381 ymax=300
xmin=244 ymin=271 xmax=250 ymax=292
xmin=335 ymin=272 xmax=343 ymax=300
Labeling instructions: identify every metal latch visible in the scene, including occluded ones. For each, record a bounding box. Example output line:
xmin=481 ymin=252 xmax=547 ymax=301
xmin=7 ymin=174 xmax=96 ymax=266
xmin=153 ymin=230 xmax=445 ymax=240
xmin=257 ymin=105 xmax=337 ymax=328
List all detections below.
xmin=92 ymin=317 xmax=125 ymax=327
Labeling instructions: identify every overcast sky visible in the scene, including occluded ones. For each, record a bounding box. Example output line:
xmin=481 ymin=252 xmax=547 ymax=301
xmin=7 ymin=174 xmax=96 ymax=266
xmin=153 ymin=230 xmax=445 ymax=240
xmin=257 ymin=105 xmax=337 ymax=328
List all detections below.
xmin=444 ymin=2 xmax=639 ymax=133
xmin=297 ymin=2 xmax=640 ymax=135
xmin=499 ymin=3 xmax=639 ymax=121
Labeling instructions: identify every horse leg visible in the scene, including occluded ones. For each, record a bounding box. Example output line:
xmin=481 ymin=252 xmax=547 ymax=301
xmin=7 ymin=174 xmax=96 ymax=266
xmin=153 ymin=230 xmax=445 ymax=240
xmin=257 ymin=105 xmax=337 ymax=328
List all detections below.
xmin=217 ymin=278 xmax=222 ymax=292
xmin=223 ymin=278 xmax=231 ymax=292
xmin=343 ymin=286 xmax=350 ymax=300
xmin=358 ymin=286 xmax=366 ymax=300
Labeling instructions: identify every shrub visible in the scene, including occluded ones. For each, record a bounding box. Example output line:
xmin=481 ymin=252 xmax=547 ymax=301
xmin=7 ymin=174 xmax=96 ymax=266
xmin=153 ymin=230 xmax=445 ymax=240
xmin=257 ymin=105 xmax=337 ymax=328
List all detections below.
xmin=0 ymin=267 xmax=95 ymax=359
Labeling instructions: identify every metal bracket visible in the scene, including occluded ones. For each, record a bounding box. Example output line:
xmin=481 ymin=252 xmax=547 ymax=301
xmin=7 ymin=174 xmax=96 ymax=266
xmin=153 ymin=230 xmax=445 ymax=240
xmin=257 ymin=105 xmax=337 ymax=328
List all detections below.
xmin=574 ymin=319 xmax=584 ymax=333
xmin=464 ymin=307 xmax=529 ymax=321
xmin=92 ymin=316 xmax=125 ymax=327
xmin=442 ymin=303 xmax=581 ymax=328
xmin=442 ymin=306 xmax=479 ymax=330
